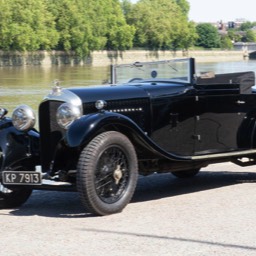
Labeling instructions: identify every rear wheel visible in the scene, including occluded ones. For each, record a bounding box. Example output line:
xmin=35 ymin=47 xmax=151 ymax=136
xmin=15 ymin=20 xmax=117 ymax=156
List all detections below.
xmin=77 ymin=131 xmax=138 ymax=216
xmin=171 ymin=169 xmax=200 ymax=179
xmin=0 ymin=182 xmax=32 ymax=209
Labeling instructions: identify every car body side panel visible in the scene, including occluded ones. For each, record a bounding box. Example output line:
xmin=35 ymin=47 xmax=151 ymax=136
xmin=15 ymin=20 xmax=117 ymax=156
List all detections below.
xmin=65 ymin=112 xmax=191 ymax=161
xmin=195 ymin=81 xmax=256 ymax=154
xmin=195 ymin=92 xmax=242 ymax=153
xmin=150 ymin=90 xmax=197 ymax=156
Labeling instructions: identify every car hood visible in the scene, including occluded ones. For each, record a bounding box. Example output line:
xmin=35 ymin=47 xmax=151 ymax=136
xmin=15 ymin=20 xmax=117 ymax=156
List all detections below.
xmin=68 ymin=82 xmax=189 ymax=103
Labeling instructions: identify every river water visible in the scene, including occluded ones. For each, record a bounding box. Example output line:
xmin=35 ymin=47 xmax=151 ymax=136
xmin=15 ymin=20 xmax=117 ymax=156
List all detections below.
xmin=1 ymin=59 xmax=256 ymax=114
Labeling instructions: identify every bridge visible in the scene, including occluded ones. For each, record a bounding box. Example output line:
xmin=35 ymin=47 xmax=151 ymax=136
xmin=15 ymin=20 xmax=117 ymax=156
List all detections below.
xmin=233 ymin=42 xmax=256 ymax=59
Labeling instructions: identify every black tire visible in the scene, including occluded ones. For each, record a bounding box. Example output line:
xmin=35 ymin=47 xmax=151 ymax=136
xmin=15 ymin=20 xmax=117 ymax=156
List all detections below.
xmin=77 ymin=131 xmax=138 ymax=216
xmin=171 ymin=169 xmax=200 ymax=179
xmin=0 ymin=182 xmax=32 ymax=209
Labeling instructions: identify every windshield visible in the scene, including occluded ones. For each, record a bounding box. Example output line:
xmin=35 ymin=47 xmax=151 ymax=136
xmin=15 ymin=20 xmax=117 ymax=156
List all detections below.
xmin=111 ymin=58 xmax=194 ymax=84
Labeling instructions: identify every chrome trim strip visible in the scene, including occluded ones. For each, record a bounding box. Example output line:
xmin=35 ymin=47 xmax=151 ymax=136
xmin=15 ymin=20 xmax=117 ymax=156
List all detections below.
xmin=191 ymin=149 xmax=256 ymax=160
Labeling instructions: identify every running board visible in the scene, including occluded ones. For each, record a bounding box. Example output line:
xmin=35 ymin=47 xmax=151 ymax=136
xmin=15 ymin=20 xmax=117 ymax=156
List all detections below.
xmin=30 ymin=179 xmax=76 ymax=191
xmin=190 ymin=149 xmax=256 ymax=161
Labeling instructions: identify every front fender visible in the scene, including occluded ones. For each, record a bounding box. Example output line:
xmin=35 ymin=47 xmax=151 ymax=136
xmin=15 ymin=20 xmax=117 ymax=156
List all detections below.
xmin=0 ymin=118 xmax=40 ymax=171
xmin=66 ymin=112 xmax=142 ymax=147
xmin=66 ymin=112 xmax=190 ymax=161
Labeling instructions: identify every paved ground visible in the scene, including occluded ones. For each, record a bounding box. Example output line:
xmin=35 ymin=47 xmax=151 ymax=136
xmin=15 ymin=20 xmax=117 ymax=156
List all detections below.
xmin=1 ymin=162 xmax=256 ymax=256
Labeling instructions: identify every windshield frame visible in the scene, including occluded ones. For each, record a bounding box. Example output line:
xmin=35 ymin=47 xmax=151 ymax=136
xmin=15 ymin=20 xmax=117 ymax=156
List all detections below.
xmin=111 ymin=58 xmax=195 ymax=85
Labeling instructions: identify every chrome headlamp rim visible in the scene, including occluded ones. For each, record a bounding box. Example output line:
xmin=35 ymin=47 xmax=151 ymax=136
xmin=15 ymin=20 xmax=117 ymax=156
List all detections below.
xmin=12 ymin=105 xmax=36 ymax=131
xmin=0 ymin=108 xmax=8 ymax=119
xmin=56 ymin=102 xmax=82 ymax=129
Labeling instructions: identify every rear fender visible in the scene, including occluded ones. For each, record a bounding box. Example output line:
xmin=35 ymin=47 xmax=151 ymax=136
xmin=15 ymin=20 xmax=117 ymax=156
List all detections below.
xmin=237 ymin=109 xmax=256 ymax=148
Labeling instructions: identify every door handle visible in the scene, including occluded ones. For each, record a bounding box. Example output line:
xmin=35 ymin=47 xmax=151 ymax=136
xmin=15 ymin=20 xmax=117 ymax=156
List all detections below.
xmin=236 ymin=100 xmax=246 ymax=105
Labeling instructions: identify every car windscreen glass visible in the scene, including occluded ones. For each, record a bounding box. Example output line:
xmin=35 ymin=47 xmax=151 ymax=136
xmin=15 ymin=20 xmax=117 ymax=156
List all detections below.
xmin=112 ymin=58 xmax=192 ymax=84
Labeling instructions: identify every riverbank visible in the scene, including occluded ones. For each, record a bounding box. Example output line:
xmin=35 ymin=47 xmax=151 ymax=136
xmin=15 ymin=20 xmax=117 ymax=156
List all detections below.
xmin=93 ymin=50 xmax=247 ymax=66
xmin=0 ymin=50 xmax=247 ymax=67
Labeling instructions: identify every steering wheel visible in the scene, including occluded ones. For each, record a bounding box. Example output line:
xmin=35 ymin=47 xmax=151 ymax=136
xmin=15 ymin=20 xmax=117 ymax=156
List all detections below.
xmin=128 ymin=78 xmax=143 ymax=83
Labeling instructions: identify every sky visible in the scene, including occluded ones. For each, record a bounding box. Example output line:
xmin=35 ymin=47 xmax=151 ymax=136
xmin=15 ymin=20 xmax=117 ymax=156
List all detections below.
xmin=130 ymin=0 xmax=256 ymax=23
xmin=188 ymin=0 xmax=256 ymax=22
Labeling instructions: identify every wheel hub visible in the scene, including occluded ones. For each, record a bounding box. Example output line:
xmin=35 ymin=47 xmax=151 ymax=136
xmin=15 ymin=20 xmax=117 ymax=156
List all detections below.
xmin=113 ymin=165 xmax=123 ymax=184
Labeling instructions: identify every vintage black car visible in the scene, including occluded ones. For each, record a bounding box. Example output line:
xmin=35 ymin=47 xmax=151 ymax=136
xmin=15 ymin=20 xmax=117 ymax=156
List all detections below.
xmin=1 ymin=58 xmax=256 ymax=215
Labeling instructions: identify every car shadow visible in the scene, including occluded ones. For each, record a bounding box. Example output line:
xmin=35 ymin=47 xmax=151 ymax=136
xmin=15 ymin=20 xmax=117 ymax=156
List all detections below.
xmin=8 ymin=169 xmax=256 ymax=218
xmin=132 ymin=169 xmax=256 ymax=203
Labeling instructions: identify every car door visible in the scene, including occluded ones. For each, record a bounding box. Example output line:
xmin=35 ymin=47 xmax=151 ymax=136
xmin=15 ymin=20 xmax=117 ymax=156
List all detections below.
xmin=150 ymin=85 xmax=197 ymax=156
xmin=194 ymin=83 xmax=248 ymax=155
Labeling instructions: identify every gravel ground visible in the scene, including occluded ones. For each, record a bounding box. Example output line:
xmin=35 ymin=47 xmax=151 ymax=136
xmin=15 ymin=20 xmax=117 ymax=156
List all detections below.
xmin=1 ymin=162 xmax=256 ymax=256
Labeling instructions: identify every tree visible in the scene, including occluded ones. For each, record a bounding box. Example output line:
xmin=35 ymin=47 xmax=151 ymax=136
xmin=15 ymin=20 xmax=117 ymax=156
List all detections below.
xmin=91 ymin=0 xmax=135 ymax=50
xmin=227 ymin=30 xmax=242 ymax=43
xmin=220 ymin=35 xmax=233 ymax=49
xmin=0 ymin=0 xmax=58 ymax=51
xmin=47 ymin=0 xmax=94 ymax=56
xmin=242 ymin=30 xmax=256 ymax=42
xmin=126 ymin=0 xmax=196 ymax=50
xmin=0 ymin=0 xmax=135 ymax=55
xmin=121 ymin=0 xmax=133 ymax=16
xmin=196 ymin=23 xmax=220 ymax=48
xmin=175 ymin=0 xmax=190 ymax=15
xmin=240 ymin=21 xmax=255 ymax=31
xmin=172 ymin=21 xmax=198 ymax=50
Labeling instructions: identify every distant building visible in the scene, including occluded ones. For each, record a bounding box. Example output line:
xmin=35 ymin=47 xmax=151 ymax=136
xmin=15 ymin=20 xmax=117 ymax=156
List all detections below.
xmin=223 ymin=19 xmax=247 ymax=29
xmin=195 ymin=19 xmax=248 ymax=30
xmin=228 ymin=21 xmax=235 ymax=29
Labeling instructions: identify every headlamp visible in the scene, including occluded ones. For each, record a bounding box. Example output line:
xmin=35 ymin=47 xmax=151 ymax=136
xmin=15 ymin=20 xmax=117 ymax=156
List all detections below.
xmin=12 ymin=105 xmax=36 ymax=131
xmin=56 ymin=103 xmax=82 ymax=129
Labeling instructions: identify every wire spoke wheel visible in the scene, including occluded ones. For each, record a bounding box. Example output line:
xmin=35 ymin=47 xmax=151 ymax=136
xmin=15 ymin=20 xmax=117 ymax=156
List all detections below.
xmin=77 ymin=131 xmax=138 ymax=216
xmin=95 ymin=146 xmax=129 ymax=204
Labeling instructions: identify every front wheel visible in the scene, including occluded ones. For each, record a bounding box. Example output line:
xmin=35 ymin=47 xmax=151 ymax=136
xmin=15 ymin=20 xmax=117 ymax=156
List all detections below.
xmin=0 ymin=182 xmax=32 ymax=209
xmin=77 ymin=131 xmax=138 ymax=216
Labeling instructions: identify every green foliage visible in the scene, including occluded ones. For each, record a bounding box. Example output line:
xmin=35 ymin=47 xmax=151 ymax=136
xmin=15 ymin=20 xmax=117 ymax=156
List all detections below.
xmin=172 ymin=21 xmax=198 ymax=50
xmin=220 ymin=35 xmax=233 ymax=49
xmin=227 ymin=30 xmax=242 ymax=43
xmin=175 ymin=0 xmax=190 ymax=15
xmin=240 ymin=21 xmax=256 ymax=31
xmin=3 ymin=0 xmax=242 ymax=54
xmin=126 ymin=0 xmax=196 ymax=50
xmin=47 ymin=0 xmax=135 ymax=55
xmin=195 ymin=23 xmax=220 ymax=48
xmin=0 ymin=0 xmax=134 ymax=55
xmin=0 ymin=0 xmax=58 ymax=51
xmin=91 ymin=0 xmax=135 ymax=51
xmin=242 ymin=30 xmax=256 ymax=42
xmin=121 ymin=0 xmax=133 ymax=16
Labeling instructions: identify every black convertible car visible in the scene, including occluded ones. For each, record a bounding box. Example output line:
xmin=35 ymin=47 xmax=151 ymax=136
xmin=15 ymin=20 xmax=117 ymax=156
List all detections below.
xmin=0 ymin=58 xmax=256 ymax=215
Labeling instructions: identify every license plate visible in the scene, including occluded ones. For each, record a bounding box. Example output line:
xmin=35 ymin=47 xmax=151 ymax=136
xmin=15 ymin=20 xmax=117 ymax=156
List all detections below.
xmin=2 ymin=171 xmax=42 ymax=185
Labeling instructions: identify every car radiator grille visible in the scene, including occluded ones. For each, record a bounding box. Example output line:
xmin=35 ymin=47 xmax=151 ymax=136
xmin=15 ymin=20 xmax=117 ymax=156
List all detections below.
xmin=39 ymin=101 xmax=65 ymax=172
